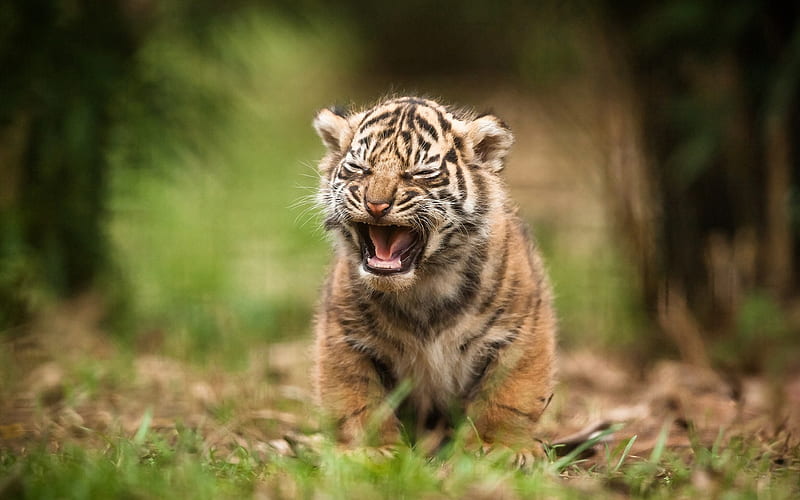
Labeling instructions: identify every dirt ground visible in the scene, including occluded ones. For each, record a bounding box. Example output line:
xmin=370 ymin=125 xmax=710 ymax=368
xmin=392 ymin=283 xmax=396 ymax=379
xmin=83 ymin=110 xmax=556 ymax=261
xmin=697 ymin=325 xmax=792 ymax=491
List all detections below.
xmin=2 ymin=297 xmax=798 ymax=471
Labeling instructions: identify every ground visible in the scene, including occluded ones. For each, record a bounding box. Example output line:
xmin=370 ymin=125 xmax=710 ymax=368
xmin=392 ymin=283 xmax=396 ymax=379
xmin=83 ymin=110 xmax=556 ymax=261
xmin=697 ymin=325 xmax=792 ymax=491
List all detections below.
xmin=1 ymin=296 xmax=798 ymax=498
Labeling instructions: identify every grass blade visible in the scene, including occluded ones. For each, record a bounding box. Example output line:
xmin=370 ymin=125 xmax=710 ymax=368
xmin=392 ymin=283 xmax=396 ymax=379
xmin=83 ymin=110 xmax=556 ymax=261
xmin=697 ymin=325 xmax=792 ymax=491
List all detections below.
xmin=611 ymin=435 xmax=637 ymax=474
xmin=133 ymin=408 xmax=153 ymax=445
xmin=551 ymin=423 xmax=623 ymax=473
xmin=649 ymin=422 xmax=670 ymax=464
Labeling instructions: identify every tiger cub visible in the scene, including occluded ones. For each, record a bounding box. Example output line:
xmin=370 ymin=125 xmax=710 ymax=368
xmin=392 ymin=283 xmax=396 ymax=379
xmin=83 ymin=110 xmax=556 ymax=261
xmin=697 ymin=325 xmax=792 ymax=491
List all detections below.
xmin=312 ymin=96 xmax=556 ymax=462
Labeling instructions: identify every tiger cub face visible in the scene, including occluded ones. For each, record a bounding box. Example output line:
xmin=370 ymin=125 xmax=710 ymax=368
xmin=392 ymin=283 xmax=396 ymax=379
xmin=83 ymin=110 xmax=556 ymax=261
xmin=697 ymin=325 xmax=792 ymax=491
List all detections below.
xmin=314 ymin=97 xmax=513 ymax=292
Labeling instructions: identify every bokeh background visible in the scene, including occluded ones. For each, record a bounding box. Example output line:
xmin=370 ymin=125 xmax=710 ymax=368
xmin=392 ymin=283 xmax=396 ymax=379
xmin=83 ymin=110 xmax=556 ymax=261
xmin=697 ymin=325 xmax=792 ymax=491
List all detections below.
xmin=3 ymin=0 xmax=798 ymax=370
xmin=1 ymin=0 xmax=799 ymax=496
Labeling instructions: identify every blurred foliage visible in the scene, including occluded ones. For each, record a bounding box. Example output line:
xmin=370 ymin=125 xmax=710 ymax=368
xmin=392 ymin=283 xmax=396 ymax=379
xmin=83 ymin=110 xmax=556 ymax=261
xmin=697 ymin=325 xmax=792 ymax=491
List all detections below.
xmin=0 ymin=0 xmax=332 ymax=335
xmin=604 ymin=2 xmax=799 ymax=305
xmin=107 ymin=10 xmax=359 ymax=361
xmin=330 ymin=0 xmax=588 ymax=81
xmin=721 ymin=292 xmax=792 ymax=374
xmin=599 ymin=1 xmax=800 ymax=370
xmin=535 ymin=223 xmax=649 ymax=355
xmin=2 ymin=0 xmax=799 ymax=371
xmin=0 ymin=0 xmax=282 ymax=332
xmin=0 ymin=0 xmax=140 ymax=328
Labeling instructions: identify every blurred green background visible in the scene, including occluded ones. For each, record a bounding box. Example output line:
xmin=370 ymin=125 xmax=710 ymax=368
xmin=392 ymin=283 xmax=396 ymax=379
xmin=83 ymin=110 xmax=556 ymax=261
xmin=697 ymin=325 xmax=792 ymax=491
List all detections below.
xmin=1 ymin=0 xmax=799 ymax=373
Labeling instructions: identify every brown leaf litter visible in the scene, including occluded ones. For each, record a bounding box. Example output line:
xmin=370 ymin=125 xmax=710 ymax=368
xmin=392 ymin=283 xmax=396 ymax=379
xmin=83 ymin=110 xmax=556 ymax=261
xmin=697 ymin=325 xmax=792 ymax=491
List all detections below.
xmin=1 ymin=298 xmax=798 ymax=470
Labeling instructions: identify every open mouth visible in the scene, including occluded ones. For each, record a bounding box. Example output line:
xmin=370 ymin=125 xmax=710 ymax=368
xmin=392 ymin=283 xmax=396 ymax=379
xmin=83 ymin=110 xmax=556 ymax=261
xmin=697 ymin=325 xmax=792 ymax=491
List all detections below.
xmin=356 ymin=223 xmax=424 ymax=275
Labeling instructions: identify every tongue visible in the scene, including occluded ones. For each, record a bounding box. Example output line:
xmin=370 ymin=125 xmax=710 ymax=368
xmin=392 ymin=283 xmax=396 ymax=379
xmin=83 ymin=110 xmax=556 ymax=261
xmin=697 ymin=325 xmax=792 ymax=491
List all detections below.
xmin=367 ymin=226 xmax=415 ymax=269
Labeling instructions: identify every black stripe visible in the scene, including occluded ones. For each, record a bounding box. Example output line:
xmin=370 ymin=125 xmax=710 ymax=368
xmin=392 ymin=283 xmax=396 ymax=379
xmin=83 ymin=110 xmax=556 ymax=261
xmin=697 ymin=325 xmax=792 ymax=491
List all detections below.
xmin=477 ymin=232 xmax=510 ymax=314
xmin=447 ymin=195 xmax=467 ymax=218
xmin=422 ymin=215 xmax=485 ymax=269
xmin=360 ymin=111 xmax=393 ymax=130
xmin=415 ymin=115 xmax=439 ymax=141
xmin=341 ymin=229 xmax=356 ymax=248
xmin=471 ymin=168 xmax=486 ymax=197
xmin=342 ymin=335 xmax=396 ymax=392
xmin=464 ymin=349 xmax=498 ymax=400
xmin=435 ymin=109 xmax=452 ymax=133
xmin=402 ymin=104 xmax=417 ymax=133
xmin=469 ymin=171 xmax=489 ymax=219
xmin=497 ymin=404 xmax=537 ymax=422
xmin=529 ymin=295 xmax=543 ymax=333
xmin=454 ymin=163 xmax=466 ymax=200
xmin=345 ymin=194 xmax=361 ymax=212
xmin=458 ymin=307 xmax=504 ymax=353
xmin=356 ymin=299 xmax=406 ymax=356
xmin=370 ymin=136 xmax=396 ymax=161
xmin=423 ymin=243 xmax=488 ymax=332
xmin=517 ymin=219 xmax=542 ymax=280
xmin=462 ymin=327 xmax=520 ymax=400
xmin=337 ymin=405 xmax=368 ymax=426
xmin=487 ymin=328 xmax=520 ymax=351
xmin=365 ymin=132 xmax=379 ymax=158
xmin=343 ymin=336 xmax=372 ymax=354
xmin=437 ymin=224 xmax=465 ymax=252
xmin=373 ymin=293 xmax=431 ymax=339
xmin=371 ymin=356 xmax=397 ymax=391
xmin=423 ymin=406 xmax=449 ymax=430
xmin=342 ymin=375 xmax=372 ymax=387
xmin=453 ymin=135 xmax=464 ymax=153
xmin=337 ymin=169 xmax=357 ymax=180
xmin=396 ymin=190 xmax=421 ymax=206
xmin=404 ymin=141 xmax=413 ymax=161
xmin=426 ymin=176 xmax=449 ymax=188
xmin=323 ymin=217 xmax=338 ymax=231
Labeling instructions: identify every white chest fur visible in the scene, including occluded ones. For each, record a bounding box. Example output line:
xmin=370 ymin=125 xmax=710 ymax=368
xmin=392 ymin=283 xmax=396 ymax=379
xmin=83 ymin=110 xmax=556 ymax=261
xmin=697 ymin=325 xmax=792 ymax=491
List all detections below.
xmin=390 ymin=325 xmax=478 ymax=409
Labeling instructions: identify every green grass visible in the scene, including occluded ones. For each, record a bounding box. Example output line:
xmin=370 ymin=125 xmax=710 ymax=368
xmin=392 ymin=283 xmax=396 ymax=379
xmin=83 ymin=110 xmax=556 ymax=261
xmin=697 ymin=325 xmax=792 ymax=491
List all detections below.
xmin=3 ymin=425 xmax=797 ymax=499
xmin=0 ymin=429 xmax=254 ymax=499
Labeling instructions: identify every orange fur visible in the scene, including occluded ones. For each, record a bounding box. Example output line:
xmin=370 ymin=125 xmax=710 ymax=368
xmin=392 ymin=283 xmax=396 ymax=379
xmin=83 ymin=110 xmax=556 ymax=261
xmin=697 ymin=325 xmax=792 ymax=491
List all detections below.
xmin=311 ymin=97 xmax=556 ymax=457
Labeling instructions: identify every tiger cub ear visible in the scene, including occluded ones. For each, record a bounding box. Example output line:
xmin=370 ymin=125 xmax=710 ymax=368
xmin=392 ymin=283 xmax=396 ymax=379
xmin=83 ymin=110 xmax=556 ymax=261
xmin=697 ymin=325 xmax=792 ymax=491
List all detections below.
xmin=313 ymin=107 xmax=352 ymax=153
xmin=465 ymin=114 xmax=514 ymax=172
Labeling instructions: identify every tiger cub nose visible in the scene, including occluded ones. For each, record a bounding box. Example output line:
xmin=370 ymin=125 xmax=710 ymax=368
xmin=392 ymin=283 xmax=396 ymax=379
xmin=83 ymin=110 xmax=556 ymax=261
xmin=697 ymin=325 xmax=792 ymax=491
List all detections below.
xmin=365 ymin=200 xmax=391 ymax=218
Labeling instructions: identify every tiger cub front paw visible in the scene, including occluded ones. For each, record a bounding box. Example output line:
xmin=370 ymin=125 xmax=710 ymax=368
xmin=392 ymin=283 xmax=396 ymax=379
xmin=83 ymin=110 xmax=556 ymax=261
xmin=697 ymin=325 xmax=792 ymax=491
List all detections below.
xmin=341 ymin=444 xmax=399 ymax=463
xmin=479 ymin=443 xmax=544 ymax=472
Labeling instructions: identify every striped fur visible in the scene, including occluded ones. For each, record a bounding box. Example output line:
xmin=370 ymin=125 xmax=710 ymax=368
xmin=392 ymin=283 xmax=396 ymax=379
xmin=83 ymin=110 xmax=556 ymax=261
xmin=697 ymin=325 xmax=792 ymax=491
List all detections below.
xmin=312 ymin=97 xmax=556 ymax=454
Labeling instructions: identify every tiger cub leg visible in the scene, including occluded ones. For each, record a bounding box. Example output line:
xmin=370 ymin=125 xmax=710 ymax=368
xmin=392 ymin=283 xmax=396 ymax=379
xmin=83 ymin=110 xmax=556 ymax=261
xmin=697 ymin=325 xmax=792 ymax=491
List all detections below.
xmin=315 ymin=338 xmax=402 ymax=449
xmin=464 ymin=340 xmax=555 ymax=469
